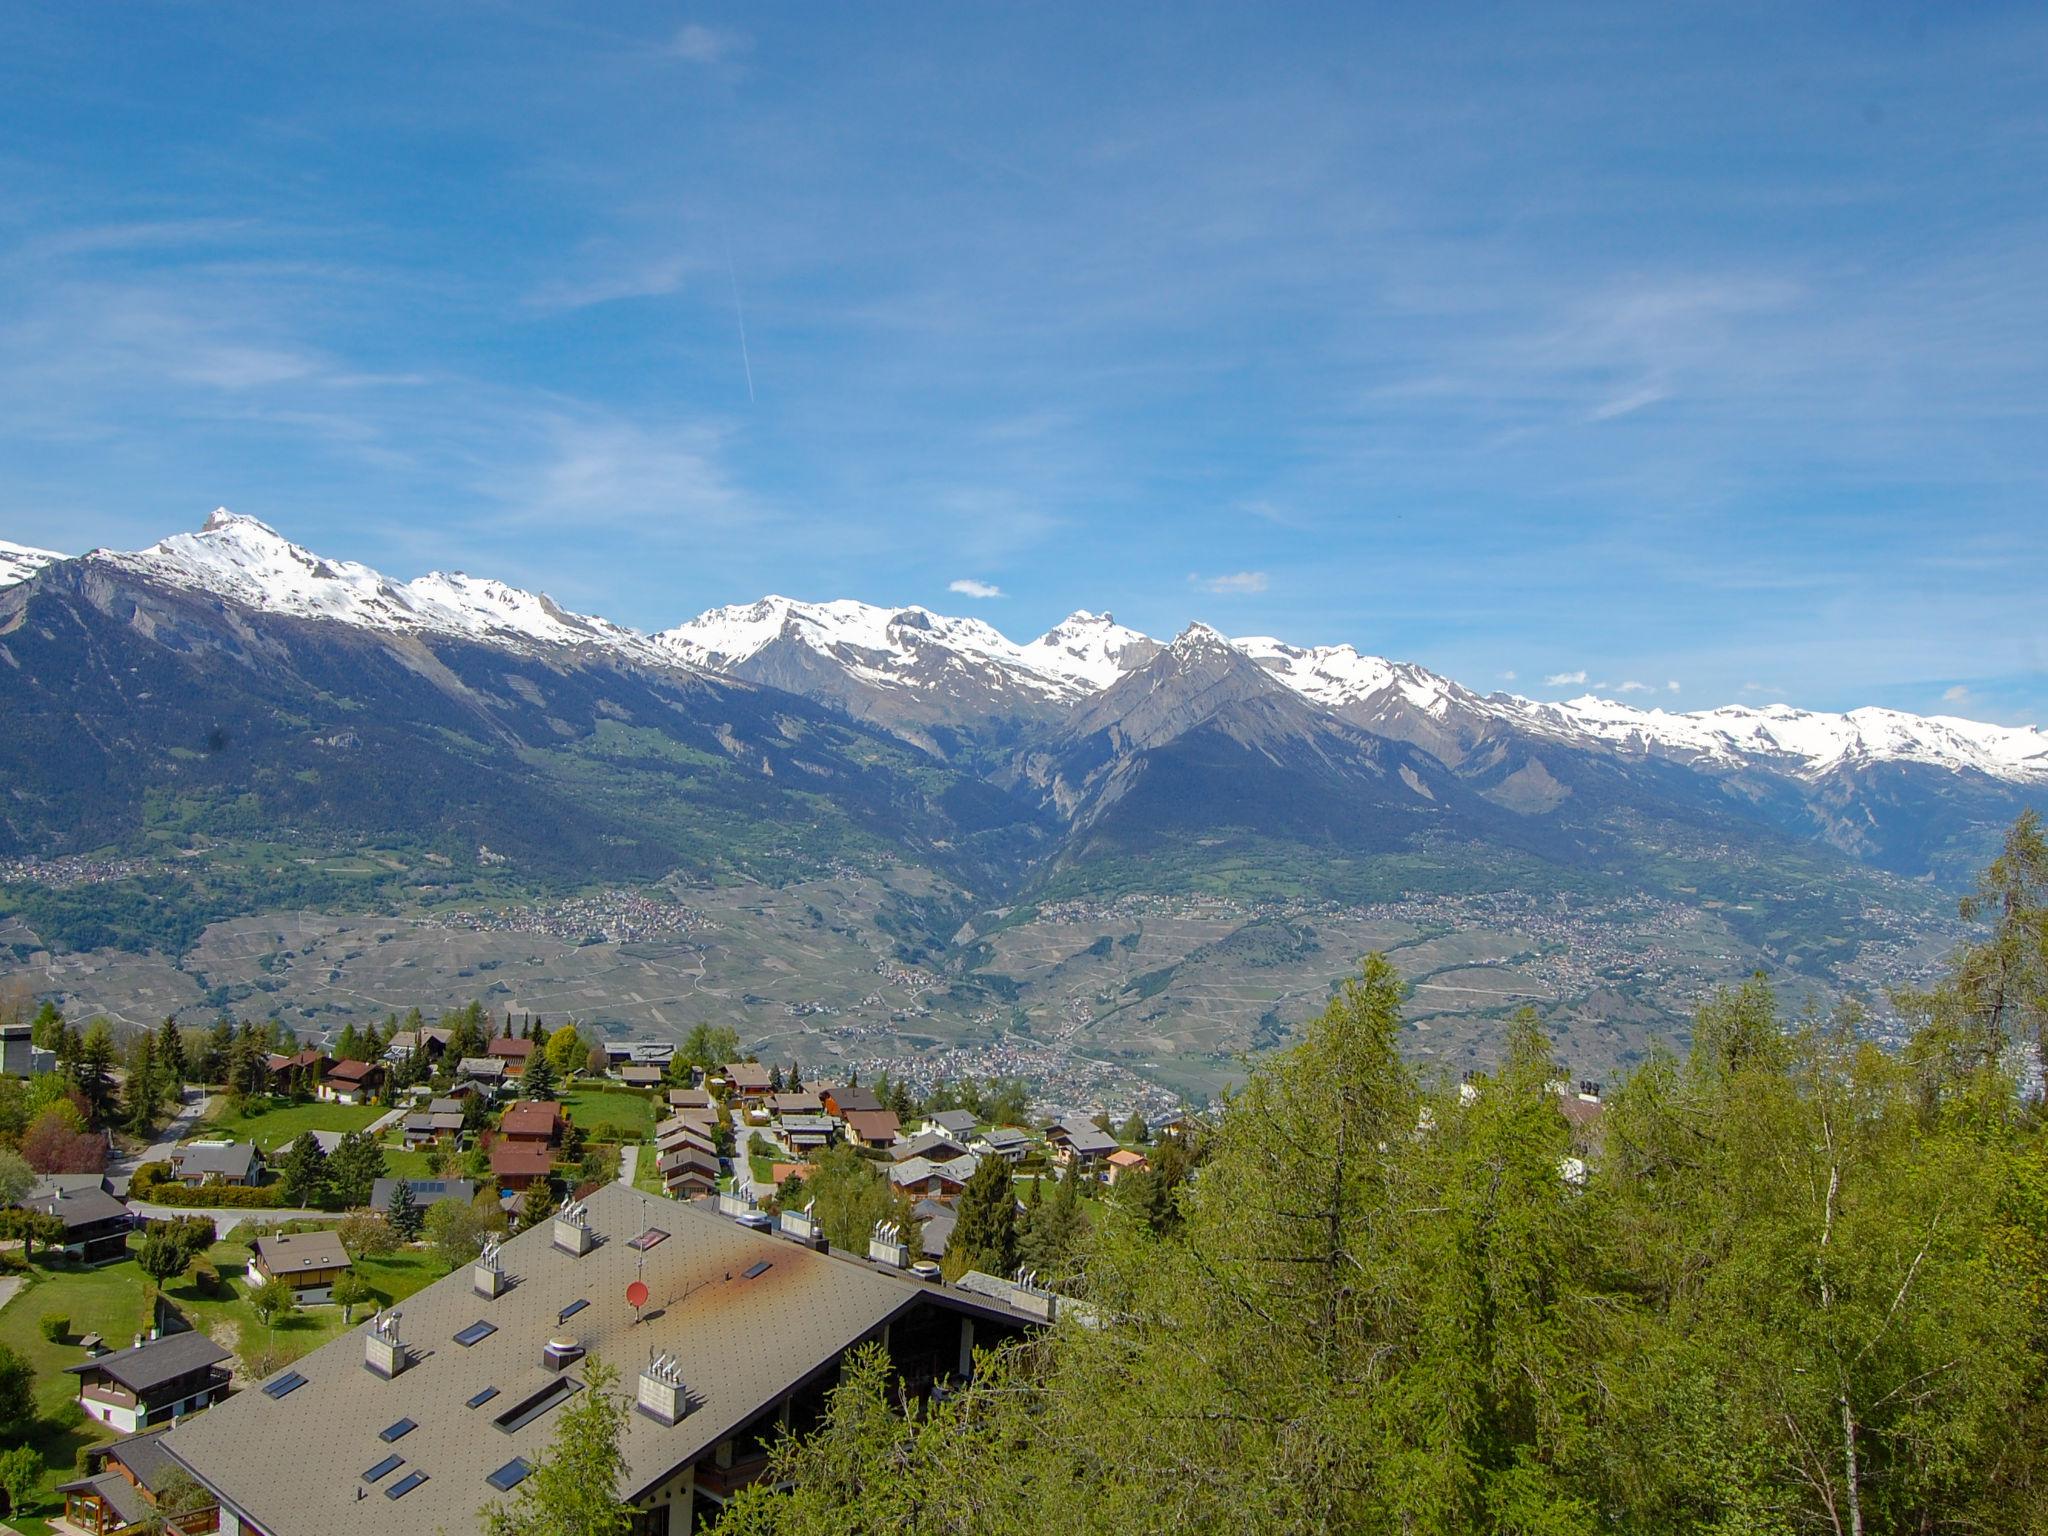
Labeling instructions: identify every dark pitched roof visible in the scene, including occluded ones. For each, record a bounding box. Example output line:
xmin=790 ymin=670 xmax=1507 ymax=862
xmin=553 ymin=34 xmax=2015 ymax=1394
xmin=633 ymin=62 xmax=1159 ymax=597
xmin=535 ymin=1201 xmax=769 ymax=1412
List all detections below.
xmin=325 ymin=1058 xmax=383 ymax=1084
xmin=159 ymin=1183 xmax=1041 ymax=1536
xmin=490 ymin=1141 xmax=554 ymax=1177
xmin=172 ymin=1142 xmax=262 ymax=1179
xmin=370 ymin=1178 xmax=477 ymax=1213
xmin=57 ymin=1470 xmax=152 ymax=1527
xmin=22 ymin=1184 xmax=131 ymax=1231
xmin=68 ymin=1330 xmax=231 ymax=1394
xmin=823 ymin=1084 xmax=882 ymax=1114
xmin=500 ymin=1100 xmax=563 ymax=1138
xmin=842 ymin=1110 xmax=901 ymax=1142
xmin=252 ymin=1231 xmax=351 ymax=1275
xmin=102 ymin=1425 xmax=185 ymax=1495
xmin=927 ymin=1110 xmax=978 ymax=1135
xmin=487 ymin=1036 xmax=535 ymax=1061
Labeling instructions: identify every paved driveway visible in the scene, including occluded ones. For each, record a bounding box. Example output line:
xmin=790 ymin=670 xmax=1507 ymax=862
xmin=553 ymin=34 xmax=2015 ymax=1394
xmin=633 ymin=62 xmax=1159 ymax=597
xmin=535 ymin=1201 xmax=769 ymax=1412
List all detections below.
xmin=107 ymin=1087 xmax=219 ymax=1195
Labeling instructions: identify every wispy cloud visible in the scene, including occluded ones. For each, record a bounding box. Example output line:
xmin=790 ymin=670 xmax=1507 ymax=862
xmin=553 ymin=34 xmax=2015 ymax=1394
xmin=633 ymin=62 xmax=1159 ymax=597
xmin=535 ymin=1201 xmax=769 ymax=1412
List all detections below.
xmin=667 ymin=23 xmax=747 ymax=64
xmin=1544 ymin=670 xmax=1587 ymax=686
xmin=1941 ymin=684 xmax=1972 ymax=705
xmin=1615 ymin=680 xmax=1655 ymax=694
xmin=1501 ymin=669 xmax=1517 ymax=682
xmin=1667 ymin=680 xmax=1682 ymax=693
xmin=1742 ymin=682 xmax=1786 ymax=697
xmin=1191 ymin=570 xmax=1269 ymax=596
xmin=948 ymin=578 xmax=1003 ymax=599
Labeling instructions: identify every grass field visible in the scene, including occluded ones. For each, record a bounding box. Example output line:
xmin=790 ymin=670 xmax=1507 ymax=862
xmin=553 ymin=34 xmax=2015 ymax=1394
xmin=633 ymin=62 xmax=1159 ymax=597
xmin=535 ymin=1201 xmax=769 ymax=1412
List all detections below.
xmin=0 ymin=1234 xmax=452 ymax=1529
xmin=198 ymin=1097 xmax=385 ymax=1150
xmin=562 ymin=1086 xmax=656 ymax=1141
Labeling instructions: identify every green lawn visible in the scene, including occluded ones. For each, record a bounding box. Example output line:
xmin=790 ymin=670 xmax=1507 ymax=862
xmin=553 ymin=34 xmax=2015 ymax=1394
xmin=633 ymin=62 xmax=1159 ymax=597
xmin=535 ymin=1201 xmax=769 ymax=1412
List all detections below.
xmin=198 ymin=1097 xmax=385 ymax=1151
xmin=562 ymin=1087 xmax=656 ymax=1141
xmin=0 ymin=1234 xmax=455 ymax=1528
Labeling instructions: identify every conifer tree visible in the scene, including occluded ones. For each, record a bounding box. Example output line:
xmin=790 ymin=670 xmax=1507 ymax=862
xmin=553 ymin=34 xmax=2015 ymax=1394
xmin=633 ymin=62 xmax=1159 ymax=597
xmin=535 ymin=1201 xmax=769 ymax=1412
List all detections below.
xmin=387 ymin=1177 xmax=423 ymax=1241
xmin=524 ymin=1049 xmax=559 ymax=1102
xmin=156 ymin=1015 xmax=187 ymax=1092
xmin=279 ymin=1132 xmax=330 ymax=1207
xmin=948 ymin=1157 xmax=1019 ymax=1279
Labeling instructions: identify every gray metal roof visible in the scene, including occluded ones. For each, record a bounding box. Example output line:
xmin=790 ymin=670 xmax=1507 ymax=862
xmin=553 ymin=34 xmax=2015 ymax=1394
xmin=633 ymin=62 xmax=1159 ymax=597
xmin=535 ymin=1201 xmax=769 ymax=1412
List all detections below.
xmin=171 ymin=1142 xmax=262 ymax=1179
xmin=252 ymin=1230 xmax=351 ymax=1276
xmin=67 ymin=1330 xmax=231 ymax=1394
xmin=370 ymin=1179 xmax=477 ymax=1213
xmin=161 ymin=1183 xmax=1030 ymax=1536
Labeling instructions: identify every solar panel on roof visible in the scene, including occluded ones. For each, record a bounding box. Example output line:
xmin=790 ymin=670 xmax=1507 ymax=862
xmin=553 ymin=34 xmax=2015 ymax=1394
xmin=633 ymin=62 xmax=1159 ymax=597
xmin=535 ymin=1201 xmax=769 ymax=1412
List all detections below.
xmin=380 ymin=1418 xmax=416 ymax=1443
xmin=627 ymin=1227 xmax=669 ymax=1251
xmin=261 ymin=1371 xmax=307 ymax=1399
xmin=454 ymin=1320 xmax=497 ymax=1346
xmin=742 ymin=1260 xmax=772 ymax=1279
xmin=386 ymin=1472 xmax=428 ymax=1500
xmin=364 ymin=1455 xmax=404 ymax=1483
xmin=467 ymin=1386 xmax=501 ymax=1409
xmin=558 ymin=1298 xmax=588 ymax=1322
xmin=486 ymin=1458 xmax=533 ymax=1491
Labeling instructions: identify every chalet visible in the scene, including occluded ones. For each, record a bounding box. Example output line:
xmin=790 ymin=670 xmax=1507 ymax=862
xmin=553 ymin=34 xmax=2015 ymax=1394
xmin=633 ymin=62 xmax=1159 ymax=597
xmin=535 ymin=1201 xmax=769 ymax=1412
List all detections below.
xmin=399 ymin=1110 xmax=466 ymax=1148
xmin=722 ymin=1060 xmax=775 ymax=1102
xmin=247 ymin=1231 xmax=353 ymax=1304
xmin=605 ymin=1041 xmax=676 ymax=1069
xmin=841 ymin=1109 xmax=901 ymax=1150
xmin=618 ymin=1064 xmax=664 ymax=1090
xmin=1104 ymin=1148 xmax=1151 ymax=1186
xmin=499 ymin=1100 xmax=565 ymax=1146
xmin=19 ymin=1183 xmax=132 ymax=1264
xmin=1049 ymin=1124 xmax=1116 ymax=1171
xmin=889 ymin=1153 xmax=979 ymax=1200
xmin=768 ymin=1091 xmax=823 ymax=1117
xmin=370 ymin=1178 xmax=477 ymax=1215
xmin=657 ymin=1145 xmax=719 ymax=1198
xmin=973 ymin=1126 xmax=1031 ymax=1164
xmin=168 ymin=1142 xmax=264 ymax=1187
xmin=487 ymin=1036 xmax=536 ymax=1077
xmin=58 ymin=1426 xmax=219 ymax=1536
xmin=666 ymin=1086 xmax=713 ymax=1112
xmin=819 ymin=1083 xmax=881 ymax=1119
xmin=655 ymin=1115 xmax=717 ymax=1153
xmin=490 ymin=1140 xmax=554 ymax=1191
xmin=0 ymin=1019 xmax=54 ymax=1076
xmin=161 ymin=1182 xmax=1049 ymax=1536
xmin=68 ymin=1331 xmax=231 ymax=1435
xmin=775 ymin=1114 xmax=835 ymax=1154
xmin=384 ymin=1027 xmax=452 ymax=1065
xmin=261 ymin=1048 xmax=327 ymax=1095
xmin=922 ymin=1109 xmax=978 ymax=1138
xmin=891 ymin=1131 xmax=970 ymax=1165
xmin=1153 ymin=1112 xmax=1204 ymax=1142
xmin=318 ymin=1058 xmax=384 ymax=1105
xmin=456 ymin=1056 xmax=508 ymax=1087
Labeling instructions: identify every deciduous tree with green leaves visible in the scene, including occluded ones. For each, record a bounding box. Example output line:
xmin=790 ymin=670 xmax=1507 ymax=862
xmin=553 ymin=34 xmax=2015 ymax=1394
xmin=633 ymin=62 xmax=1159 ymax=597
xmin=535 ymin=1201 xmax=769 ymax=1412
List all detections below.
xmin=481 ymin=1357 xmax=632 ymax=1536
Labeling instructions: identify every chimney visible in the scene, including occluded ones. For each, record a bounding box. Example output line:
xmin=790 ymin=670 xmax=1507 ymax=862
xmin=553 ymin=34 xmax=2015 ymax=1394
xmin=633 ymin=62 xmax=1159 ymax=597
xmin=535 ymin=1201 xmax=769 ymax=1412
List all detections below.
xmin=867 ymin=1220 xmax=909 ymax=1269
xmin=1007 ymin=1269 xmax=1056 ymax=1323
xmin=777 ymin=1205 xmax=825 ymax=1251
xmin=542 ymin=1336 xmax=584 ymax=1373
xmin=552 ymin=1202 xmax=596 ymax=1257
xmin=636 ymin=1353 xmax=687 ymax=1425
xmin=1578 ymin=1081 xmax=1601 ymax=1104
xmin=364 ymin=1311 xmax=408 ymax=1378
xmin=472 ymin=1237 xmax=507 ymax=1298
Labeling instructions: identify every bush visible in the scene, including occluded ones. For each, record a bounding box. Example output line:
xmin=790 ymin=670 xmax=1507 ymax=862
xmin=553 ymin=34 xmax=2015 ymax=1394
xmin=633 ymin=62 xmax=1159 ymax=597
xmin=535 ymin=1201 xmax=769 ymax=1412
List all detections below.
xmin=145 ymin=1183 xmax=283 ymax=1209
xmin=39 ymin=1313 xmax=69 ymax=1343
xmin=192 ymin=1263 xmax=221 ymax=1297
xmin=128 ymin=1161 xmax=173 ymax=1198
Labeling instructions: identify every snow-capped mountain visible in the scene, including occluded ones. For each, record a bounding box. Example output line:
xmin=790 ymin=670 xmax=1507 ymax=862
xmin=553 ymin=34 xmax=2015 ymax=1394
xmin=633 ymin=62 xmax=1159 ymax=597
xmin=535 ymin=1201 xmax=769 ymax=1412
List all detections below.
xmin=0 ymin=538 xmax=64 ymax=589
xmin=1502 ymin=694 xmax=2048 ymax=784
xmin=655 ymin=595 xmax=1155 ymax=702
xmin=90 ymin=509 xmax=664 ymax=662
xmin=6 ymin=508 xmax=2042 ymax=840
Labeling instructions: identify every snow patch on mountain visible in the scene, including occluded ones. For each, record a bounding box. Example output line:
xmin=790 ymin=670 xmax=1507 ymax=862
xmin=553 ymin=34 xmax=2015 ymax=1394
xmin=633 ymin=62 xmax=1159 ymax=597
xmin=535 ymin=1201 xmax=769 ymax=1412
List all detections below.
xmin=92 ymin=509 xmax=664 ymax=660
xmin=0 ymin=538 xmax=65 ymax=589
xmin=1017 ymin=611 xmax=1159 ymax=689
xmin=1234 ymin=636 xmax=1481 ymax=721
xmin=1504 ymin=695 xmax=2048 ymax=783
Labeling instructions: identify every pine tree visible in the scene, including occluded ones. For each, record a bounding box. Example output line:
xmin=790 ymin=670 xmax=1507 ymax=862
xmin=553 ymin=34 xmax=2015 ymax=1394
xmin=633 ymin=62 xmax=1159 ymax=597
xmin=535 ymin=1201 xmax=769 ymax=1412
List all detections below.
xmin=156 ymin=1015 xmax=188 ymax=1092
xmin=787 ymin=1060 xmax=803 ymax=1092
xmin=519 ymin=1178 xmax=557 ymax=1230
xmin=74 ymin=1021 xmax=118 ymax=1128
xmin=327 ymin=1130 xmax=385 ymax=1209
xmin=524 ymin=1049 xmax=559 ymax=1102
xmin=1120 ymin=1111 xmax=1149 ymax=1145
xmin=279 ymin=1132 xmax=330 ymax=1207
xmin=949 ymin=1157 xmax=1020 ymax=1278
xmin=768 ymin=1063 xmax=784 ymax=1093
xmin=124 ymin=1034 xmax=158 ymax=1137
xmin=387 ymin=1177 xmax=423 ymax=1241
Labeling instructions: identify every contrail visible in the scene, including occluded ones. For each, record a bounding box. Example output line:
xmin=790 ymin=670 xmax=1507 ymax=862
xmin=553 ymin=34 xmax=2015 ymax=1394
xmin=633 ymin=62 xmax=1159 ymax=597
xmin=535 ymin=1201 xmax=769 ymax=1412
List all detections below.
xmin=723 ymin=236 xmax=755 ymax=404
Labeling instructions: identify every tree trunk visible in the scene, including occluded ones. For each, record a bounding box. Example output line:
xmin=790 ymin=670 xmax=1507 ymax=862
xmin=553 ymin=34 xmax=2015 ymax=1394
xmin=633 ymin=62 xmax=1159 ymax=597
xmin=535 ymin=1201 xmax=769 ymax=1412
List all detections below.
xmin=1840 ymin=1392 xmax=1863 ymax=1536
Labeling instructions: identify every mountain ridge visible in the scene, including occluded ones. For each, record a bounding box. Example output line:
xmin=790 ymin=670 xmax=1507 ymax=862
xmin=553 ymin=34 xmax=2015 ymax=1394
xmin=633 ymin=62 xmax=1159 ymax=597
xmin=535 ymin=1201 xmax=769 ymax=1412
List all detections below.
xmin=10 ymin=508 xmax=2039 ymax=790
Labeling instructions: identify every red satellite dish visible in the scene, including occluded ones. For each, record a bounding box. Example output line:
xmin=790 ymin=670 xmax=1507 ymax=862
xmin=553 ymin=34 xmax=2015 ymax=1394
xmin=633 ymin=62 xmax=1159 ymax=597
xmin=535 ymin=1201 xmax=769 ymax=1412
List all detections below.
xmin=626 ymin=1279 xmax=649 ymax=1309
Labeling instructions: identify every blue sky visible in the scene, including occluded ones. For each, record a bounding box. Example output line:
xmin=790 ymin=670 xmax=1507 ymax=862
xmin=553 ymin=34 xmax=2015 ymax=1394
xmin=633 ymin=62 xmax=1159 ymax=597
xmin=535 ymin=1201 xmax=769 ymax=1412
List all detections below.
xmin=1 ymin=3 xmax=2044 ymax=721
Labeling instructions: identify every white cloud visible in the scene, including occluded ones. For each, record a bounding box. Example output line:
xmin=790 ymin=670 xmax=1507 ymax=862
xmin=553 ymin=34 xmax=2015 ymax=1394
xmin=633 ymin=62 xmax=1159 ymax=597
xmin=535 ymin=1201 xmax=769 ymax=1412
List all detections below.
xmin=1191 ymin=570 xmax=1269 ymax=596
xmin=1667 ymin=680 xmax=1681 ymax=693
xmin=948 ymin=578 xmax=1003 ymax=599
xmin=668 ymin=23 xmax=747 ymax=64
xmin=1544 ymin=669 xmax=1587 ymax=686
xmin=1501 ymin=669 xmax=1517 ymax=682
xmin=1941 ymin=684 xmax=1972 ymax=705
xmin=1741 ymin=682 xmax=1785 ymax=697
xmin=1616 ymin=679 xmax=1654 ymax=694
